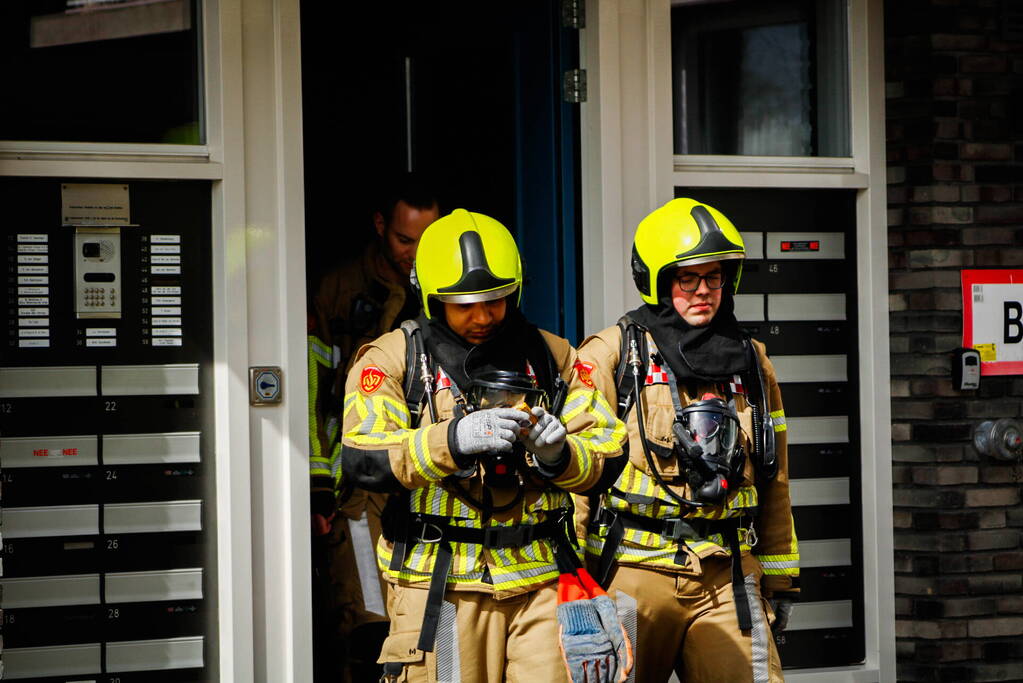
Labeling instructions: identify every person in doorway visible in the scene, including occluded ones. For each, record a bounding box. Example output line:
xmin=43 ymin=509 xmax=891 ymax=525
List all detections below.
xmin=340 ymin=209 xmax=630 ymax=682
xmin=308 ymin=174 xmax=441 ymax=682
xmin=576 ymin=197 xmax=799 ymax=682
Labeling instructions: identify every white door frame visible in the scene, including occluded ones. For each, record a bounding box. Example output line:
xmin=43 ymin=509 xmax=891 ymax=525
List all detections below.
xmin=0 ymin=1 xmax=314 ymax=680
xmin=579 ymin=1 xmax=895 ymax=681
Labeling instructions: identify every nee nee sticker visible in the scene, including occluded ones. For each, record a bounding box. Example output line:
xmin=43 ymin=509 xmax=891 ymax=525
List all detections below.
xmin=962 ymin=269 xmax=1023 ymax=376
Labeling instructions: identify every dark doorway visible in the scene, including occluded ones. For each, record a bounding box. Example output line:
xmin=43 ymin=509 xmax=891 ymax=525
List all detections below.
xmin=301 ymin=0 xmax=581 ymax=339
xmin=299 ymin=4 xmax=581 ymax=680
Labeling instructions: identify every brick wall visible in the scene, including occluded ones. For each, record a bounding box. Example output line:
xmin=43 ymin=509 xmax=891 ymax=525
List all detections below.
xmin=886 ymin=0 xmax=1023 ymax=680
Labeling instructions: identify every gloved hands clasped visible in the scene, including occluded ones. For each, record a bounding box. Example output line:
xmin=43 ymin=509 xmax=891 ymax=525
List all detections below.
xmin=520 ymin=405 xmax=568 ymax=465
xmin=453 ymin=405 xmax=566 ymax=464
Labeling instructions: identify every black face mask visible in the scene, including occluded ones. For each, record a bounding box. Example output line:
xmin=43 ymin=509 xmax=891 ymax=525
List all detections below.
xmin=418 ymin=304 xmax=555 ymax=397
xmin=627 ymin=262 xmax=748 ymax=382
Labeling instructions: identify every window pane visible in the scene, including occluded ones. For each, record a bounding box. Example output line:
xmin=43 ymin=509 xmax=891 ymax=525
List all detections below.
xmin=672 ymin=0 xmax=850 ymax=157
xmin=1 ymin=0 xmax=203 ymax=145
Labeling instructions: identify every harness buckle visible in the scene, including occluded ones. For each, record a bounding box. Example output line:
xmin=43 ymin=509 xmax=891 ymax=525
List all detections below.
xmin=417 ymin=521 xmax=443 ymax=544
xmin=661 ymin=517 xmax=697 ymax=541
xmin=484 ymin=525 xmax=526 ymax=548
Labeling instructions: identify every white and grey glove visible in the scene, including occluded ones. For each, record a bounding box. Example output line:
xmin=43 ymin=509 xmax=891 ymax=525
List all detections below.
xmin=521 ymin=406 xmax=568 ymax=465
xmin=769 ymin=598 xmax=794 ymax=634
xmin=453 ymin=407 xmax=530 ymax=456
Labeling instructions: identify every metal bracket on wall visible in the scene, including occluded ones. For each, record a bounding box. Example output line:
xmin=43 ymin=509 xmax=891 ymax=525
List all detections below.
xmin=562 ymin=0 xmax=585 ymax=29
xmin=563 ymin=69 xmax=587 ymax=103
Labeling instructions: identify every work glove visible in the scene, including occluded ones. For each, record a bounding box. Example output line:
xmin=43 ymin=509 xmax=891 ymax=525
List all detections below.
xmin=578 ymin=569 xmax=633 ymax=679
xmin=557 ymin=569 xmax=633 ymax=683
xmin=453 ymin=407 xmax=530 ymax=456
xmin=557 ymin=590 xmax=619 ymax=683
xmin=521 ymin=406 xmax=568 ymax=465
xmin=769 ymin=598 xmax=794 ymax=634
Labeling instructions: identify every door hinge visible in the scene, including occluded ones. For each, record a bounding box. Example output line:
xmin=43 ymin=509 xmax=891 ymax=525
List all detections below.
xmin=562 ymin=0 xmax=586 ymax=29
xmin=563 ymin=69 xmax=587 ymax=103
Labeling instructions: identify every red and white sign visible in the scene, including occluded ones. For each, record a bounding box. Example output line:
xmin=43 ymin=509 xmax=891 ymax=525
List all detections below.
xmin=962 ymin=269 xmax=1023 ymax=376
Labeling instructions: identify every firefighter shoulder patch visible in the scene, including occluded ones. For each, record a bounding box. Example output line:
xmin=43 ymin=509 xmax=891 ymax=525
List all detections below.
xmin=359 ymin=365 xmax=386 ymax=394
xmin=575 ymin=360 xmax=596 ymax=388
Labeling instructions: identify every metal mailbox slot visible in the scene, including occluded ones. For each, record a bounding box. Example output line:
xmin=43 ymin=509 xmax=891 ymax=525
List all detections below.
xmin=101 ymin=363 xmax=200 ymax=396
xmin=104 ymin=500 xmax=202 ymax=534
xmin=105 ymin=568 xmax=204 ymax=604
xmin=103 ymin=431 xmax=201 ymax=465
xmin=0 ymin=366 xmax=97 ymax=398
xmin=2 ymin=504 xmax=100 ymax=538
xmin=1 ymin=642 xmax=102 ymax=679
xmin=105 ymin=636 xmax=204 ymax=673
xmin=1 ymin=573 xmax=101 ymax=608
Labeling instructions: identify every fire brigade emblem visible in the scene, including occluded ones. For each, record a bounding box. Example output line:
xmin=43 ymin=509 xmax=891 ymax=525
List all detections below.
xmin=360 ymin=365 xmax=386 ymax=394
xmin=575 ymin=361 xmax=596 ymax=388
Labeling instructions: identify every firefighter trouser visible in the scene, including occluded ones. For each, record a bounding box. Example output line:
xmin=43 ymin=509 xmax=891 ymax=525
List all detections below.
xmin=607 ymin=554 xmax=783 ymax=683
xmin=378 ymin=582 xmax=569 ymax=683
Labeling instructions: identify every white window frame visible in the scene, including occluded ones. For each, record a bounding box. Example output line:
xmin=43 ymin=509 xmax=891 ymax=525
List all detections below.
xmin=581 ymin=1 xmax=894 ymax=681
xmin=0 ymin=1 xmax=312 ymax=680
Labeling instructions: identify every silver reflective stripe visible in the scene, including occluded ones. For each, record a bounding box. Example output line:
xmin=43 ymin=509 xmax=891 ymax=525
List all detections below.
xmin=349 ymin=512 xmax=385 ymax=617
xmin=435 ymin=600 xmax=461 ymax=683
xmin=615 ymin=591 xmax=638 ymax=683
xmin=746 ymin=575 xmax=771 ymax=683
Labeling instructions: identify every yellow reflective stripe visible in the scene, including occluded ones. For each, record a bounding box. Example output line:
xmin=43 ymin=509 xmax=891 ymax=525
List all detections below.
xmin=344 ymin=392 xmax=413 ymax=446
xmin=559 ymin=389 xmax=627 ymax=489
xmin=308 ymin=336 xmax=333 ymax=367
xmin=307 ymin=340 xmax=323 ymax=459
xmin=408 ymin=424 xmax=446 ymax=481
xmin=330 ymin=442 xmax=342 ymax=485
xmin=771 ymin=409 xmax=787 ymax=432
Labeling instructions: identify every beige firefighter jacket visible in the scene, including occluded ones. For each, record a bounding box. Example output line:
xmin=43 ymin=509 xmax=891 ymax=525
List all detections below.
xmin=576 ymin=324 xmax=799 ymax=597
xmin=340 ymin=326 xmax=628 ymax=599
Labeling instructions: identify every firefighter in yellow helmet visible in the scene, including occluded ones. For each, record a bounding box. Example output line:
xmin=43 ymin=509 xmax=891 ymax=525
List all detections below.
xmin=340 ymin=209 xmax=630 ymax=681
xmin=576 ymin=198 xmax=799 ymax=682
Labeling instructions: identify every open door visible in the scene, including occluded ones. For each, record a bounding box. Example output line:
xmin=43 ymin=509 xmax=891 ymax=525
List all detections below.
xmin=301 ymin=0 xmax=581 ymax=338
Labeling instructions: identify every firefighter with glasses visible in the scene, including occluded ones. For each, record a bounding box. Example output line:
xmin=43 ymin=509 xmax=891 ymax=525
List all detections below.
xmin=340 ymin=209 xmax=630 ymax=681
xmin=576 ymin=197 xmax=799 ymax=682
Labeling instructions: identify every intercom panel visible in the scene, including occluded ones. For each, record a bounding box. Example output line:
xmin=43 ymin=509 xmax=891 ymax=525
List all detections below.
xmin=1 ymin=179 xmax=215 ymax=682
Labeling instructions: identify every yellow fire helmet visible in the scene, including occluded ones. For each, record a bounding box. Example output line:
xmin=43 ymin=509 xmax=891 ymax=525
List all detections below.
xmin=411 ymin=208 xmax=523 ymax=318
xmin=630 ymin=197 xmax=745 ymax=305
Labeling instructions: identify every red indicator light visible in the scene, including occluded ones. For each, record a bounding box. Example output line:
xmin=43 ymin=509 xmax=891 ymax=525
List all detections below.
xmin=780 ymin=241 xmax=792 ymax=251
xmin=809 ymin=241 xmax=820 ymax=251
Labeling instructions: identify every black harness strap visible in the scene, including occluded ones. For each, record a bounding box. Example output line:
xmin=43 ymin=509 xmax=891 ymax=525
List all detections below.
xmin=614 ymin=316 xmax=648 ymax=418
xmin=401 ymin=510 xmax=575 ymax=652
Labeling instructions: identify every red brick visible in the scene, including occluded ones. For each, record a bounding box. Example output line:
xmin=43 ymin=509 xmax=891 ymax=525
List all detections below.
xmin=966 ymin=488 xmax=1021 ymax=507
xmin=960 ymin=55 xmax=1009 ymax=73
xmin=962 ymin=227 xmax=1014 ymax=244
xmin=961 ymin=143 xmax=1013 ymax=160
xmin=913 ymin=466 xmax=979 ymax=485
xmin=976 ymin=204 xmax=1023 ymax=223
xmin=934 ymin=119 xmax=961 ymax=139
xmin=910 ymin=377 xmax=961 ymax=397
xmin=980 ymin=465 xmax=1023 ymax=484
xmin=896 ymin=619 xmax=969 ymax=639
xmin=907 ymin=249 xmax=972 ymax=267
xmin=979 ymin=510 xmax=1008 ymax=529
xmin=968 ymin=529 xmax=1020 ymax=550
xmin=968 ymin=617 xmax=1023 ymax=638
xmin=975 ymin=249 xmax=1023 ymax=266
xmin=994 ymin=551 xmax=1023 ymax=571
xmin=892 ymin=422 xmax=911 ymax=441
xmin=979 ymin=185 xmax=1013 ymax=202
xmin=933 ymin=163 xmax=975 ymax=182
xmin=932 ymin=33 xmax=989 ymax=51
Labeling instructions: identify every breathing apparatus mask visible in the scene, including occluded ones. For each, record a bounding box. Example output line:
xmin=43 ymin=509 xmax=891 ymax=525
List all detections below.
xmin=672 ymin=395 xmax=746 ymax=504
xmin=464 ymin=369 xmax=547 ymax=489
